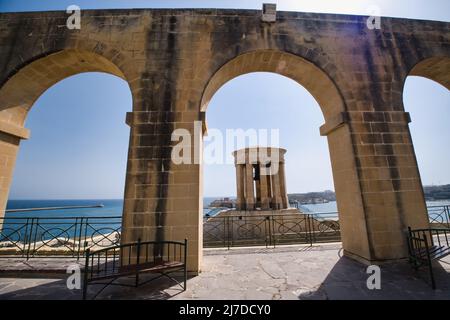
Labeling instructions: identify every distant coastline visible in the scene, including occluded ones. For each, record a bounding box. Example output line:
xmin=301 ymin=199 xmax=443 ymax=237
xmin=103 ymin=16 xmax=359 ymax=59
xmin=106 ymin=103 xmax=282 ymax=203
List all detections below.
xmin=288 ymin=190 xmax=335 ymax=205
xmin=5 ymin=185 xmax=450 ymax=219
xmin=423 ymin=184 xmax=450 ymax=201
xmin=286 ymin=184 xmax=450 ymax=205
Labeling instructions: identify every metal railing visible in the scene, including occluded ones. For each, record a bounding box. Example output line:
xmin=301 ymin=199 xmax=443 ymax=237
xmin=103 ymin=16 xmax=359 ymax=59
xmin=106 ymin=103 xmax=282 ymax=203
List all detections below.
xmin=427 ymin=205 xmax=450 ymax=228
xmin=0 ymin=216 xmax=121 ymax=259
xmin=203 ymin=212 xmax=341 ymax=248
xmin=1 ymin=205 xmax=449 ymax=258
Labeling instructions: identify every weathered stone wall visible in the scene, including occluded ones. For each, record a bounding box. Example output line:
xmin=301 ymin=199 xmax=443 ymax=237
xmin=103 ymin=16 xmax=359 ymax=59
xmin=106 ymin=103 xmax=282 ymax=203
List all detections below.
xmin=0 ymin=9 xmax=449 ymax=271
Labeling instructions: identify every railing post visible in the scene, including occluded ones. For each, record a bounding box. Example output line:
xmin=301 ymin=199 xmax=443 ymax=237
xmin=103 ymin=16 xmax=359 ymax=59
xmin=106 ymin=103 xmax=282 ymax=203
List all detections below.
xmin=26 ymin=218 xmax=36 ymax=260
xmin=184 ymin=238 xmax=187 ymax=290
xmin=406 ymin=227 xmax=414 ymax=265
xmin=33 ymin=217 xmax=41 ymax=256
xmin=306 ymin=214 xmax=313 ymax=246
xmin=222 ymin=217 xmax=226 ymax=249
xmin=83 ymin=217 xmax=90 ymax=254
xmin=22 ymin=218 xmax=30 ymax=258
xmin=76 ymin=217 xmax=84 ymax=260
xmin=267 ymin=216 xmax=273 ymax=248
xmin=135 ymin=238 xmax=141 ymax=287
xmin=83 ymin=248 xmax=90 ymax=300
xmin=264 ymin=216 xmax=269 ymax=248
xmin=227 ymin=216 xmax=231 ymax=250
xmin=445 ymin=206 xmax=450 ymax=225
xmin=304 ymin=215 xmax=309 ymax=245
xmin=422 ymin=232 xmax=436 ymax=290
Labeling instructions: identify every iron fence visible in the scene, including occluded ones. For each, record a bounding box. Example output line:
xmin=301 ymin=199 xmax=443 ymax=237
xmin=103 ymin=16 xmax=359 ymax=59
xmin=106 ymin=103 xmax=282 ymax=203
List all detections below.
xmin=427 ymin=205 xmax=450 ymax=228
xmin=0 ymin=205 xmax=448 ymax=258
xmin=0 ymin=216 xmax=121 ymax=259
xmin=203 ymin=212 xmax=341 ymax=248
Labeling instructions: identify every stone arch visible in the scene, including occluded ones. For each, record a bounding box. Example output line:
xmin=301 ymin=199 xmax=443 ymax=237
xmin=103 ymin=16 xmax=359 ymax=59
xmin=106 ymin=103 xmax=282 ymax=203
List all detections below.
xmin=0 ymin=48 xmax=130 ymax=127
xmin=0 ymin=48 xmax=133 ymax=218
xmin=401 ymin=55 xmax=450 ymax=184
xmin=400 ymin=55 xmax=450 ymax=213
xmin=198 ymin=49 xmax=373 ymax=264
xmin=390 ymin=55 xmax=450 ymax=241
xmin=200 ymin=49 xmax=345 ymax=123
xmin=407 ymin=56 xmax=450 ymax=90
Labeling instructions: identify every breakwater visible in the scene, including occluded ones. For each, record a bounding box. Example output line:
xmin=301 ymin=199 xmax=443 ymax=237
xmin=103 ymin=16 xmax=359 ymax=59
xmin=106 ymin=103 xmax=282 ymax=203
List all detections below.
xmin=5 ymin=204 xmax=104 ymax=213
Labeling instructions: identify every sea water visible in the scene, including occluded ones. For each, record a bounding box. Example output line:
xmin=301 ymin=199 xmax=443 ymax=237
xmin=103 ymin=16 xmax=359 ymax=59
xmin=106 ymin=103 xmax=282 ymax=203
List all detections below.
xmin=3 ymin=198 xmax=449 ymax=231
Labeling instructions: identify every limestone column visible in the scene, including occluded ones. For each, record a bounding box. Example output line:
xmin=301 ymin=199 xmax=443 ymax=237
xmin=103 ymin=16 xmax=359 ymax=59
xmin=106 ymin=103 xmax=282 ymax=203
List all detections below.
xmin=235 ymin=164 xmax=245 ymax=210
xmin=0 ymin=131 xmax=25 ymax=219
xmin=279 ymin=162 xmax=289 ymax=208
xmin=0 ymin=114 xmax=30 ymax=219
xmin=255 ymin=181 xmax=261 ymax=208
xmin=254 ymin=165 xmax=261 ymax=208
xmin=271 ymin=168 xmax=282 ymax=210
xmin=259 ymin=165 xmax=271 ymax=210
xmin=244 ymin=163 xmax=255 ymax=210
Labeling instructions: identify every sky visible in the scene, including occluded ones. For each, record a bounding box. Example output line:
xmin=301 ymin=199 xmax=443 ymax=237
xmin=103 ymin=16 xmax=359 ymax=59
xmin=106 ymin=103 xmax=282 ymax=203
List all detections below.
xmin=1 ymin=0 xmax=449 ymax=199
xmin=8 ymin=74 xmax=131 ymax=199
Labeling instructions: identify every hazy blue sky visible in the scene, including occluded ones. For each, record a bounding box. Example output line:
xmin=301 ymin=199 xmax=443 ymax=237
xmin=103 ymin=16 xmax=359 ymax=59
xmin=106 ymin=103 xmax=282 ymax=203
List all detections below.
xmin=8 ymin=74 xmax=131 ymax=199
xmin=1 ymin=0 xmax=449 ymax=199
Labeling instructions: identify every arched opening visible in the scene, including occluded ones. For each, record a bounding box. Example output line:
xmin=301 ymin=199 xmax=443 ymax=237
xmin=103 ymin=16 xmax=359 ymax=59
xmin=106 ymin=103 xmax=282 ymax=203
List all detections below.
xmin=0 ymin=49 xmax=127 ymax=126
xmin=403 ymin=57 xmax=450 ymax=226
xmin=8 ymin=72 xmax=131 ymax=201
xmin=0 ymin=49 xmax=132 ymax=255
xmin=203 ymin=72 xmax=334 ymax=207
xmin=203 ymin=71 xmax=339 ymax=246
xmin=200 ymin=50 xmax=367 ymax=257
xmin=200 ymin=50 xmax=345 ymax=121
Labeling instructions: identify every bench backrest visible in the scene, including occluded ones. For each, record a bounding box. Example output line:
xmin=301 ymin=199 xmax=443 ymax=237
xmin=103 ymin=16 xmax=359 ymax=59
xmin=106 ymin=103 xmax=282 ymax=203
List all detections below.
xmin=84 ymin=239 xmax=187 ymax=283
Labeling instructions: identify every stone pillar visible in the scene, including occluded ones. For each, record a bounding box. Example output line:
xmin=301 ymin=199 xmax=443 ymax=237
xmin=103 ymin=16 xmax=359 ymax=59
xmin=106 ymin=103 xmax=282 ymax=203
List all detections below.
xmin=271 ymin=169 xmax=283 ymax=210
xmin=321 ymin=110 xmax=430 ymax=265
xmin=347 ymin=111 xmax=429 ymax=263
xmin=0 ymin=120 xmax=30 ymax=219
xmin=259 ymin=165 xmax=271 ymax=210
xmin=235 ymin=164 xmax=245 ymax=210
xmin=255 ymin=172 xmax=261 ymax=208
xmin=122 ymin=86 xmax=203 ymax=274
xmin=244 ymin=163 xmax=255 ymax=210
xmin=279 ymin=162 xmax=289 ymax=208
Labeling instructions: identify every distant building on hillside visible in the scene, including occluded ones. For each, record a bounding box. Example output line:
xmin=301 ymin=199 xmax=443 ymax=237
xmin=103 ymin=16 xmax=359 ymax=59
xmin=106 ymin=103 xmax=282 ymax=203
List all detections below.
xmin=209 ymin=197 xmax=235 ymax=208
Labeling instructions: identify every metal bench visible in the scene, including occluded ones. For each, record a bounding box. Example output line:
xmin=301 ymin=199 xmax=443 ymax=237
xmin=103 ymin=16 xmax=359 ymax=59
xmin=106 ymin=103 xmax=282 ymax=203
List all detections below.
xmin=407 ymin=227 xmax=450 ymax=289
xmin=83 ymin=238 xmax=187 ymax=299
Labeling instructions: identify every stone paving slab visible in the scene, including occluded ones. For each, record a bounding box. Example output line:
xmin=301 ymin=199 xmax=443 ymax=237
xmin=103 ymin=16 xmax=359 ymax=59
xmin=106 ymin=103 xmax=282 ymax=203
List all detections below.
xmin=0 ymin=244 xmax=449 ymax=300
xmin=0 ymin=258 xmax=82 ymax=275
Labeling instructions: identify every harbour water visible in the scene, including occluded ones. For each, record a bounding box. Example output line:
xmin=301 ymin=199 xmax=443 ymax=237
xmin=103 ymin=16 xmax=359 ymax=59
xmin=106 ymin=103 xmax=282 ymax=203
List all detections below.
xmin=4 ymin=198 xmax=450 ymax=219
xmin=5 ymin=199 xmax=123 ymax=218
xmin=2 ymin=198 xmax=449 ymax=242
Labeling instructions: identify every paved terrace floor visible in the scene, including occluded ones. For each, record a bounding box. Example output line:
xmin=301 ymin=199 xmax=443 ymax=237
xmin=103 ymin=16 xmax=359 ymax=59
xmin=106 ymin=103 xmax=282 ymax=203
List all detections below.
xmin=0 ymin=243 xmax=449 ymax=300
